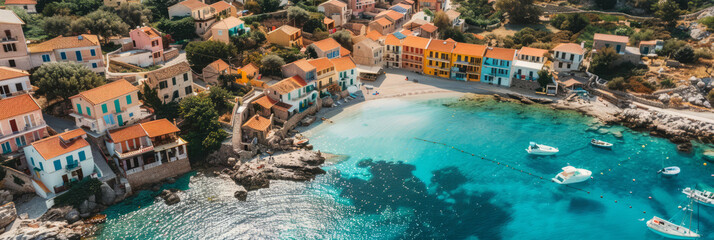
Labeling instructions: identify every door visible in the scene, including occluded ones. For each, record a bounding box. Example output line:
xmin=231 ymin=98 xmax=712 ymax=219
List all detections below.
xmin=76 ymin=168 xmax=84 ymax=180
xmin=643 ymin=46 xmax=649 ymax=54
xmin=62 ymin=175 xmax=69 ymax=185
xmin=117 ymin=114 xmax=124 ymax=126
xmin=9 ymin=119 xmax=17 ymax=132
xmin=615 ymin=45 xmax=621 ymax=53
xmin=497 ymin=78 xmax=502 ymax=85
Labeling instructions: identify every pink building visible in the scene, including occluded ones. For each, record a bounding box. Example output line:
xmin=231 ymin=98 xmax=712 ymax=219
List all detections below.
xmin=0 ymin=94 xmax=47 ymax=155
xmin=349 ymin=0 xmax=375 ymax=16
xmin=129 ymin=27 xmax=165 ymax=64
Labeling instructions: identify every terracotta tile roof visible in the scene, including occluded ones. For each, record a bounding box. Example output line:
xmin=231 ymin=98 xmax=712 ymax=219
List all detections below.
xmin=427 ymin=39 xmax=456 ymax=53
xmin=518 ymin=47 xmax=549 ymax=58
xmin=140 ymin=119 xmax=180 ymax=138
xmin=242 ymin=115 xmax=271 ymax=132
xmin=31 ymin=129 xmax=89 ymax=160
xmin=377 ymin=10 xmax=404 ymax=21
xmin=0 ymin=66 xmax=29 ymax=81
xmin=4 ymin=0 xmax=36 ymax=4
xmin=270 ymin=25 xmax=300 ymax=35
xmin=420 ymin=23 xmax=437 ymax=33
xmin=241 ymin=63 xmax=259 ymax=77
xmin=395 ymin=3 xmax=412 ymax=9
xmin=0 ymin=9 xmax=24 ymax=25
xmin=593 ymin=33 xmax=628 ymax=43
xmin=70 ymin=79 xmax=138 ymax=105
xmin=286 ymin=59 xmax=316 ymax=72
xmin=147 ymin=61 xmax=191 ymax=82
xmin=28 ymin=34 xmax=100 ymax=53
xmin=340 ymin=47 xmax=351 ymax=56
xmin=400 ymin=29 xmax=413 ymax=35
xmin=365 ymin=30 xmax=384 ymax=41
xmin=445 ymin=9 xmax=460 ymax=21
xmin=485 ymin=47 xmax=516 ymax=61
xmin=552 ymin=43 xmax=584 ymax=55
xmin=269 ymin=75 xmax=308 ymax=95
xmin=178 ymin=0 xmax=208 ymax=10
xmin=385 ymin=34 xmax=402 ymax=46
xmin=108 ymin=124 xmax=147 ymax=143
xmin=307 ymin=57 xmax=334 ymax=71
xmin=320 ymin=0 xmax=346 ymax=8
xmin=210 ymin=1 xmax=232 ymax=12
xmin=639 ymin=40 xmax=657 ymax=46
xmin=329 ymin=56 xmax=356 ymax=72
xmin=324 ymin=17 xmax=334 ymax=25
xmin=135 ymin=26 xmax=160 ymax=38
xmin=311 ymin=38 xmax=341 ymax=52
xmin=372 ymin=17 xmax=393 ymax=27
xmin=452 ymin=42 xmax=486 ymax=56
xmin=273 ymin=101 xmax=292 ymax=111
xmin=0 ymin=94 xmax=40 ymax=120
xmin=402 ymin=36 xmax=430 ymax=49
xmin=206 ymin=59 xmax=230 ymax=72
xmin=211 ymin=17 xmax=244 ymax=30
xmin=253 ymin=95 xmax=278 ymax=109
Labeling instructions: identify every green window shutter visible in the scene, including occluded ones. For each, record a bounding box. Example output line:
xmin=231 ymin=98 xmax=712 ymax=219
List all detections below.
xmin=76 ymin=104 xmax=82 ymax=115
xmin=102 ymin=104 xmax=108 ymax=113
xmin=114 ymin=99 xmax=121 ymax=112
xmin=126 ymin=95 xmax=132 ymax=105
xmin=86 ymin=107 xmax=91 ymax=116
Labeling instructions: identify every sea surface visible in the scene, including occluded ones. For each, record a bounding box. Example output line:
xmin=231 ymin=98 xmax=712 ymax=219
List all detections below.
xmin=96 ymin=96 xmax=714 ymax=240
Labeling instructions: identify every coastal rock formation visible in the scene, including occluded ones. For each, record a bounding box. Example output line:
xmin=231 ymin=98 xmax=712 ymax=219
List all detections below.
xmin=616 ymin=109 xmax=714 ymax=144
xmin=159 ymin=189 xmax=181 ymax=205
xmin=234 ymin=186 xmax=248 ymax=201
xmin=0 ymin=202 xmax=17 ymax=231
xmin=229 ymin=150 xmax=326 ymax=192
xmin=100 ymin=182 xmax=116 ymax=205
xmin=2 ymin=219 xmax=89 ymax=240
xmin=0 ymin=191 xmax=12 ymax=206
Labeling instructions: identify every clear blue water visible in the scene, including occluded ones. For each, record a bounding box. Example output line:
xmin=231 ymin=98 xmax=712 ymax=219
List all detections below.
xmin=96 ymin=96 xmax=714 ymax=239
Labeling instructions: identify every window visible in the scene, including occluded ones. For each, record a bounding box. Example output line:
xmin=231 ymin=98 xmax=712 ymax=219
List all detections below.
xmin=60 ymin=52 xmax=67 ymax=60
xmin=185 ymin=86 xmax=192 ymax=95
xmin=15 ymin=136 xmax=26 ymax=147
xmin=76 ymin=104 xmax=83 ymax=115
xmin=159 ymin=81 xmax=168 ymax=89
xmin=183 ymin=73 xmax=189 ymax=81
xmin=86 ymin=107 xmax=91 ymax=116
xmin=53 ymin=159 xmax=61 ymax=171
xmin=30 ymin=157 xmax=34 ymax=167
xmin=114 ymin=99 xmax=121 ymax=113
xmin=126 ymin=95 xmax=132 ymax=105
xmin=172 ymin=90 xmax=179 ymax=100
xmin=129 ymin=112 xmax=134 ymax=117
xmin=172 ymin=77 xmax=176 ymax=85
xmin=78 ymin=151 xmax=86 ymax=161
xmin=8 ymin=60 xmax=15 ymax=67
xmin=75 ymin=51 xmax=82 ymax=61
xmin=2 ymin=43 xmax=16 ymax=52
xmin=39 ymin=162 xmax=43 ymax=171
xmin=66 ymin=155 xmax=74 ymax=166
xmin=103 ymin=114 xmax=115 ymax=125
xmin=41 ymin=54 xmax=50 ymax=62
xmin=218 ymin=30 xmax=223 ymax=35
xmin=102 ymin=104 xmax=108 ymax=113
xmin=15 ymin=83 xmax=22 ymax=91
xmin=92 ymin=63 xmax=97 ymax=68
xmin=90 ymin=49 xmax=96 ymax=56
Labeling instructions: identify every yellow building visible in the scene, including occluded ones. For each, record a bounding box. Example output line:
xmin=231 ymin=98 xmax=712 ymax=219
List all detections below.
xmin=450 ymin=42 xmax=486 ymax=81
xmin=266 ymin=25 xmax=303 ymax=48
xmin=423 ymin=39 xmax=456 ymax=78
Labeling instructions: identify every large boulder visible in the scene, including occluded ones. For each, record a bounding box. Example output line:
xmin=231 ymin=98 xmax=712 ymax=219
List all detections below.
xmin=234 ymin=186 xmax=248 ymax=201
xmin=0 ymin=190 xmax=12 ymax=206
xmin=159 ymin=189 xmax=181 ymax=205
xmin=100 ymin=183 xmax=116 ymax=205
xmin=232 ymin=172 xmax=270 ymax=191
xmin=64 ymin=209 xmax=79 ymax=224
xmin=0 ymin=202 xmax=17 ymax=230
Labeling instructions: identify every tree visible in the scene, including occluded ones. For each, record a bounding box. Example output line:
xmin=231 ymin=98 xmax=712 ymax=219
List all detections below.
xmin=138 ymin=83 xmax=179 ymax=120
xmin=156 ymin=17 xmax=197 ymax=41
xmin=245 ymin=0 xmax=261 ymax=14
xmin=306 ymin=46 xmax=318 ymax=59
xmin=179 ymin=95 xmax=228 ymax=161
xmin=288 ymin=6 xmax=309 ymax=25
xmin=658 ymin=39 xmax=687 ymax=56
xmin=42 ymin=15 xmax=72 ymax=38
xmin=32 ymin=62 xmax=106 ymax=102
xmin=260 ymin=54 xmax=285 ymax=76
xmin=596 ymin=0 xmax=617 ymax=9
xmin=72 ymin=10 xmax=130 ymax=43
xmin=590 ymin=47 xmax=620 ymax=75
xmin=143 ymin=0 xmax=181 ymax=19
xmin=673 ymin=45 xmax=696 ymax=63
xmin=260 ymin=0 xmax=281 ymax=13
xmin=701 ymin=16 xmax=714 ymax=31
xmin=495 ymin=0 xmax=540 ymax=24
xmin=271 ymin=46 xmax=306 ymax=63
xmin=536 ymin=70 xmax=552 ymax=89
xmin=330 ymin=30 xmax=353 ymax=51
xmin=303 ymin=13 xmax=326 ymax=33
xmin=433 ymin=11 xmax=450 ymax=30
xmin=185 ymin=40 xmax=238 ymax=72
xmin=654 ymin=0 xmax=682 ymax=26
xmin=423 ymin=9 xmax=434 ymax=17
xmin=440 ymin=27 xmax=466 ymax=42
xmin=116 ymin=2 xmax=152 ymax=28
xmin=607 ymin=77 xmax=626 ymax=91
xmin=629 ymin=29 xmax=655 ymax=45
xmin=550 ymin=14 xmax=589 ymax=33
xmin=232 ymin=30 xmax=266 ymax=52
xmin=207 ymin=86 xmax=234 ymax=114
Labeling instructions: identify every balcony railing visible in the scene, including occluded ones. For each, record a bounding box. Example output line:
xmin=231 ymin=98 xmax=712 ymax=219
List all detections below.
xmin=65 ymin=162 xmax=80 ymax=171
xmin=427 ymin=56 xmax=450 ymax=62
xmin=0 ymin=120 xmax=46 ymax=139
xmin=0 ymin=36 xmax=18 ymax=43
xmin=116 ymin=145 xmax=154 ymax=159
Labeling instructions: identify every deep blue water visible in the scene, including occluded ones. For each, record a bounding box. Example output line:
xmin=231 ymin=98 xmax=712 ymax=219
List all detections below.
xmin=96 ymin=96 xmax=714 ymax=239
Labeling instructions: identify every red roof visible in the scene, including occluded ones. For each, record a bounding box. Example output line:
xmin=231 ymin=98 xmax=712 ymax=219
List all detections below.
xmin=108 ymin=124 xmax=147 ymax=143
xmin=311 ymin=38 xmax=341 ymax=52
xmin=31 ymin=129 xmax=88 ymax=160
xmin=140 ymin=119 xmax=180 ymax=138
xmin=329 ymin=56 xmax=356 ymax=72
xmin=4 ymin=0 xmax=36 ymax=4
xmin=0 ymin=66 xmax=29 ymax=81
xmin=594 ymin=33 xmax=628 ymax=43
xmin=242 ymin=115 xmax=271 ymax=132
xmin=518 ymin=47 xmax=549 ymax=58
xmin=452 ymin=43 xmax=486 ymax=56
xmin=0 ymin=94 xmax=40 ymax=120
xmin=426 ymin=39 xmax=456 ymax=53
xmin=485 ymin=47 xmax=516 ymax=61
xmin=552 ymin=43 xmax=584 ymax=55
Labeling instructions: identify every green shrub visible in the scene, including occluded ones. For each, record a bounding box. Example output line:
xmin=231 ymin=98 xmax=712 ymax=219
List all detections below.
xmin=708 ymin=89 xmax=714 ymax=103
xmin=673 ymin=46 xmax=696 ymax=63
xmin=54 ymin=178 xmax=102 ymax=208
xmin=12 ymin=175 xmax=24 ymax=185
xmin=701 ymin=16 xmax=714 ymax=31
xmin=660 ymin=78 xmax=675 ymax=88
xmin=694 ymin=48 xmax=713 ymax=60
xmin=607 ymin=77 xmax=626 ymax=91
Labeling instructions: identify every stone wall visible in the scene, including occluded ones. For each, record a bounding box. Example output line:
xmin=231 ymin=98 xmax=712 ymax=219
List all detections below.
xmin=278 ymin=98 xmax=322 ymax=136
xmin=163 ymin=48 xmax=179 ymax=62
xmin=0 ymin=166 xmax=34 ymax=193
xmin=126 ymin=158 xmax=191 ymax=188
xmin=510 ymin=78 xmax=541 ymax=91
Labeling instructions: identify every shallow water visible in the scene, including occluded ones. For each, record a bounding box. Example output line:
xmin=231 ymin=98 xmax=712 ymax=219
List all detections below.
xmin=96 ymin=96 xmax=714 ymax=239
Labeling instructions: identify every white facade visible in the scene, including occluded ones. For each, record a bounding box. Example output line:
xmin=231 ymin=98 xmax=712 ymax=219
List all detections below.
xmin=0 ymin=74 xmax=30 ymax=98
xmin=24 ymin=144 xmax=96 ymax=198
xmin=512 ymin=60 xmax=544 ymax=81
xmin=552 ymin=50 xmax=583 ymax=72
xmin=337 ymin=67 xmax=358 ymax=90
xmin=275 ymin=83 xmax=318 ymax=113
xmin=108 ymin=50 xmax=155 ymax=68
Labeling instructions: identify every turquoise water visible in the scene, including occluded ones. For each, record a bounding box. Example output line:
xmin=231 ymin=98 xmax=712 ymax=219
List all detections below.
xmin=96 ymin=96 xmax=714 ymax=239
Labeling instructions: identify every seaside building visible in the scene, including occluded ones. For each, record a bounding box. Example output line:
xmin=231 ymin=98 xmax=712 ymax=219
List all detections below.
xmin=241 ymin=115 xmax=273 ymax=145
xmin=348 ymin=0 xmax=375 ymax=16
xmin=265 ymin=75 xmax=317 ymax=114
xmin=0 ymin=9 xmax=31 ymax=70
xmin=24 ymin=129 xmax=96 ymax=198
xmin=384 ymin=33 xmax=406 ymax=68
xmin=552 ymin=43 xmax=585 ymax=72
xmin=4 ymin=0 xmax=37 ymax=13
xmin=368 ymin=17 xmax=394 ymax=36
xmin=140 ymin=61 xmax=194 ymax=103
xmin=423 ymin=38 xmax=456 ymax=78
xmin=307 ymin=57 xmax=338 ymax=93
xmin=512 ymin=47 xmax=548 ymax=81
xmin=168 ymin=0 xmax=216 ymax=35
xmin=401 ymin=35 xmax=430 ymax=72
xmin=0 ymin=94 xmax=47 ymax=156
xmin=28 ymin=34 xmax=105 ymax=73
xmin=353 ymin=38 xmax=383 ymax=66
xmin=0 ymin=66 xmax=31 ymax=98
xmin=308 ymin=38 xmax=343 ymax=59
xmin=281 ymin=59 xmax=317 ymax=83
xmin=418 ymin=0 xmax=444 ymax=12
xmin=329 ymin=56 xmax=358 ymax=91
xmin=266 ymin=25 xmax=303 ymax=48
xmin=207 ymin=16 xmax=249 ymax=44
xmin=128 ymin=27 xmax=165 ymax=66
xmin=481 ymin=47 xmax=516 ymax=87
xmin=318 ymin=0 xmax=350 ymax=26
xmin=450 ymin=42 xmax=486 ymax=81
xmin=105 ymin=119 xmax=190 ymax=188
xmin=69 ymin=79 xmax=142 ymax=134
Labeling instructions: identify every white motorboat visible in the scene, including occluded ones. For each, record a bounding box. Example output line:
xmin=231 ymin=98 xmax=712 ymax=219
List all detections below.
xmin=590 ymin=139 xmax=613 ymax=148
xmin=525 ymin=142 xmax=559 ymax=155
xmin=658 ymin=166 xmax=681 ymax=177
xmin=552 ymin=166 xmax=592 ymax=184
xmin=683 ymin=187 xmax=714 ymax=207
xmin=646 ymin=216 xmax=700 ymax=239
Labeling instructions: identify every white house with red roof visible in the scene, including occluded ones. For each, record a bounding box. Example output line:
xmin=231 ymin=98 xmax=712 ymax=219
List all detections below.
xmin=0 ymin=66 xmax=31 ymax=98
xmin=0 ymin=94 xmax=47 ymax=156
xmin=168 ymin=0 xmax=217 ymax=35
xmin=512 ymin=47 xmax=548 ymax=81
xmin=4 ymin=0 xmax=37 ymax=13
xmin=23 ymin=129 xmax=96 ymax=198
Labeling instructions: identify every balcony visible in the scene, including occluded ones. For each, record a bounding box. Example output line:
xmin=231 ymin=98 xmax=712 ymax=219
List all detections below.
xmin=116 ymin=145 xmax=154 ymax=159
xmin=65 ymin=162 xmax=80 ymax=171
xmin=427 ymin=56 xmax=450 ymax=62
xmin=0 ymin=120 xmax=46 ymax=141
xmin=454 ymin=60 xmax=481 ymax=66
xmin=0 ymin=36 xmax=18 ymax=43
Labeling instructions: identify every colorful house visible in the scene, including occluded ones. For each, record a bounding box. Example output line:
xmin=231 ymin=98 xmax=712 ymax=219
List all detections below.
xmin=424 ymin=39 xmax=456 ymax=78
xmin=512 ymin=47 xmax=547 ymax=81
xmin=208 ymin=16 xmax=249 ymax=44
xmin=141 ymin=61 xmax=194 ymax=103
xmin=348 ymin=0 xmax=375 ymax=16
xmin=318 ymin=0 xmax=350 ymax=26
xmin=450 ymin=42 xmax=486 ymax=81
xmin=266 ymin=25 xmax=303 ymax=48
xmin=0 ymin=10 xmax=32 ymax=70
xmin=0 ymin=94 xmax=47 ymax=155
xmin=384 ymin=32 xmax=406 ymax=68
xmin=481 ymin=47 xmax=516 ymax=86
xmin=69 ymin=79 xmax=142 ymax=134
xmin=28 ymin=34 xmax=105 ymax=73
xmin=129 ymin=26 xmax=165 ymax=65
xmin=210 ymin=1 xmax=237 ymax=18
xmin=309 ymin=38 xmax=342 ymax=59
xmin=265 ymin=75 xmax=317 ymax=114
xmin=168 ymin=0 xmax=216 ymax=35
xmin=329 ymin=56 xmax=358 ymax=91
xmin=368 ymin=17 xmax=394 ymax=36
xmin=307 ymin=57 xmax=337 ymax=93
xmin=0 ymin=66 xmax=31 ymax=98
xmin=24 ymin=129 xmax=96 ymax=198
xmin=375 ymin=10 xmax=406 ymax=29
xmin=401 ymin=35 xmax=430 ymax=72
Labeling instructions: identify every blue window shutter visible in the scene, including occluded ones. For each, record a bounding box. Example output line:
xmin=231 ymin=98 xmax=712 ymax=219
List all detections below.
xmin=114 ymin=99 xmax=120 ymax=112
xmin=102 ymin=104 xmax=108 ymax=113
xmin=78 ymin=151 xmax=86 ymax=161
xmin=75 ymin=51 xmax=82 ymax=61
xmin=30 ymin=157 xmax=34 ymax=166
xmin=53 ymin=160 xmax=61 ymax=170
xmin=126 ymin=95 xmax=132 ymax=104
xmin=39 ymin=162 xmax=43 ymax=171
xmin=90 ymin=49 xmax=96 ymax=56
xmin=92 ymin=63 xmax=97 ymax=68
xmin=86 ymin=107 xmax=91 ymax=116
xmin=15 ymin=138 xmax=20 ymax=146
xmin=66 ymin=155 xmax=74 ymax=165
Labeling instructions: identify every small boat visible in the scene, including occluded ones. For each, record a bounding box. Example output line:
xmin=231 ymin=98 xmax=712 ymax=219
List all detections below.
xmin=590 ymin=139 xmax=613 ymax=148
xmin=295 ymin=139 xmax=309 ymax=146
xmin=683 ymin=187 xmax=714 ymax=207
xmin=658 ymin=166 xmax=681 ymax=177
xmin=646 ymin=216 xmax=700 ymax=239
xmin=525 ymin=142 xmax=559 ymax=155
xmin=84 ymin=214 xmax=107 ymax=224
xmin=552 ymin=166 xmax=592 ymax=184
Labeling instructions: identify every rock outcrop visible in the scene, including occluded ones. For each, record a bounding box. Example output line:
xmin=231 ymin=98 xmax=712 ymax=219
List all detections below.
xmin=234 ymin=186 xmax=247 ymax=201
xmin=227 ymin=150 xmax=326 ymax=193
xmin=159 ymin=189 xmax=180 ymax=205
xmin=0 ymin=202 xmax=17 ymax=232
xmin=616 ymin=108 xmax=714 ymax=145
xmin=100 ymin=182 xmax=116 ymax=205
xmin=3 ymin=219 xmax=90 ymax=240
